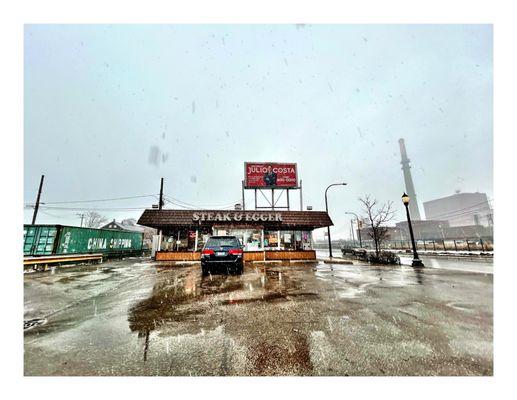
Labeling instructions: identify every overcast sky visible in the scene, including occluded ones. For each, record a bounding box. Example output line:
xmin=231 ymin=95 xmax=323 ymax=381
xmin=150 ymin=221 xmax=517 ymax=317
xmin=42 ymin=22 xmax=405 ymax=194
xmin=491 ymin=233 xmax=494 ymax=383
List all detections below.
xmin=24 ymin=24 xmax=492 ymax=239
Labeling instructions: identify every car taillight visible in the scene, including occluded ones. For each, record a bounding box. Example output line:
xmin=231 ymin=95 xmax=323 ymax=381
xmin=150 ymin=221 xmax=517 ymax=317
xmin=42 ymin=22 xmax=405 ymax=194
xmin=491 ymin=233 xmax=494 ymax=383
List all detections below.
xmin=228 ymin=249 xmax=243 ymax=255
xmin=202 ymin=249 xmax=215 ymax=255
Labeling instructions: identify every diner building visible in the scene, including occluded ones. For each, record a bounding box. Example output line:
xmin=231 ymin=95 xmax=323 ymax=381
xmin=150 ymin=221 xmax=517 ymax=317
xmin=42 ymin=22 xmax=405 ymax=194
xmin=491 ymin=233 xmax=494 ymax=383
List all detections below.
xmin=137 ymin=209 xmax=333 ymax=261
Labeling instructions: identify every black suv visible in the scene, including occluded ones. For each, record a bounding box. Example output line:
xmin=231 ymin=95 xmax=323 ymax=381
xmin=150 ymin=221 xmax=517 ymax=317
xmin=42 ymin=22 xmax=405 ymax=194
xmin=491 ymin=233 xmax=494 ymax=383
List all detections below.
xmin=201 ymin=236 xmax=244 ymax=275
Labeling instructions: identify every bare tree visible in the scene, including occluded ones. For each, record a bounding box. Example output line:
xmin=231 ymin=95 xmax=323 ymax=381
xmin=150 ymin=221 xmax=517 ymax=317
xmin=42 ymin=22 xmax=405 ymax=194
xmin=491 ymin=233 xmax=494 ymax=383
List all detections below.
xmin=84 ymin=211 xmax=108 ymax=228
xmin=121 ymin=218 xmax=137 ymax=226
xmin=359 ymin=195 xmax=396 ymax=257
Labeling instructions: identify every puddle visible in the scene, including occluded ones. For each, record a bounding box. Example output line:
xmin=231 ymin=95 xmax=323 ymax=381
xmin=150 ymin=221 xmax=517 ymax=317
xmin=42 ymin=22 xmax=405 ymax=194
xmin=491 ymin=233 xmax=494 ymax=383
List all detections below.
xmin=220 ymin=292 xmax=319 ymax=305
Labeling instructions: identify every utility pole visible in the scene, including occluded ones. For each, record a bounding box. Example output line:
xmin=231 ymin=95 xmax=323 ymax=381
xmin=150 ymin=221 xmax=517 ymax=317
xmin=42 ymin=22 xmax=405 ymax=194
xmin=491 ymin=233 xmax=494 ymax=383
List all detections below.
xmin=76 ymin=213 xmax=85 ymax=227
xmin=31 ymin=175 xmax=45 ymax=225
xmin=159 ymin=177 xmax=164 ymax=210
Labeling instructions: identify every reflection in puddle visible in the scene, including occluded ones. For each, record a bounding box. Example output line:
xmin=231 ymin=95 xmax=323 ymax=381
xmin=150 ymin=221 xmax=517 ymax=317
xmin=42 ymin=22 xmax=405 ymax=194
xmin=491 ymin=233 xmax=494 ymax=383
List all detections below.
xmin=314 ymin=264 xmax=427 ymax=298
xmin=400 ymin=256 xmax=493 ymax=274
xmin=127 ymin=265 xmax=311 ymax=360
xmin=221 ymin=292 xmax=318 ymax=305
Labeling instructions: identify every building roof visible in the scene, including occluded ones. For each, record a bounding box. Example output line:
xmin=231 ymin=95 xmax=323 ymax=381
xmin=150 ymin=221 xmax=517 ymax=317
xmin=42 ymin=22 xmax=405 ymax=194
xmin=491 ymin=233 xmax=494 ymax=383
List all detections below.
xmin=100 ymin=220 xmax=146 ymax=232
xmin=137 ymin=209 xmax=333 ymax=230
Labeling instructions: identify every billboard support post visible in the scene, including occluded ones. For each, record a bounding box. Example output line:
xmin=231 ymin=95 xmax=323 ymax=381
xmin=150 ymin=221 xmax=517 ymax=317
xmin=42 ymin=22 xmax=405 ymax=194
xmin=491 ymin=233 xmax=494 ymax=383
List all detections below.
xmin=241 ymin=180 xmax=246 ymax=211
xmin=300 ymin=180 xmax=303 ymax=211
xmin=250 ymin=185 xmax=302 ymax=211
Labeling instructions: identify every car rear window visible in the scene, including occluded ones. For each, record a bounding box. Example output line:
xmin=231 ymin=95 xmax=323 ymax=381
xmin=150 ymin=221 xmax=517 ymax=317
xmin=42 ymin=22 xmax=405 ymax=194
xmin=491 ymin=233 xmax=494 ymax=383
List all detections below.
xmin=205 ymin=237 xmax=241 ymax=248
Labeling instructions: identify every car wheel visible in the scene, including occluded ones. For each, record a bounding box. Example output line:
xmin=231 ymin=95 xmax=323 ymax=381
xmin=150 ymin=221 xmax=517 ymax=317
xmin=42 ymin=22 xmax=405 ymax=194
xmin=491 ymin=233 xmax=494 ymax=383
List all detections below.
xmin=202 ymin=266 xmax=209 ymax=276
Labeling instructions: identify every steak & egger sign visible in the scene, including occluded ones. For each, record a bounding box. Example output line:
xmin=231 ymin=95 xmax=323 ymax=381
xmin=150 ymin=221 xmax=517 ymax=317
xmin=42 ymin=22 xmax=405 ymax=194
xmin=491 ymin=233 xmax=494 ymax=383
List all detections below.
xmin=192 ymin=212 xmax=282 ymax=222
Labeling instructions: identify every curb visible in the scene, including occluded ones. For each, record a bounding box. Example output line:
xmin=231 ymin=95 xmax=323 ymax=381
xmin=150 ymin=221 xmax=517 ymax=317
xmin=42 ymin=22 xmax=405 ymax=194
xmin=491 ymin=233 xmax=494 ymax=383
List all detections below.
xmin=318 ymin=258 xmax=354 ymax=265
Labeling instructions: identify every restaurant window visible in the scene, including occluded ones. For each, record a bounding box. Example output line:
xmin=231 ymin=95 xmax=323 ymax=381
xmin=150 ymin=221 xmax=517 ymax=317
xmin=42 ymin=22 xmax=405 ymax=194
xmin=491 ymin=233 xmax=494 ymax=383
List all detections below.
xmin=218 ymin=228 xmax=263 ymax=251
xmin=161 ymin=229 xmax=202 ymax=251
xmin=263 ymin=230 xmax=313 ymax=250
xmin=301 ymin=231 xmax=312 ymax=250
xmin=264 ymin=231 xmax=279 ymax=250
xmin=282 ymin=232 xmax=294 ymax=250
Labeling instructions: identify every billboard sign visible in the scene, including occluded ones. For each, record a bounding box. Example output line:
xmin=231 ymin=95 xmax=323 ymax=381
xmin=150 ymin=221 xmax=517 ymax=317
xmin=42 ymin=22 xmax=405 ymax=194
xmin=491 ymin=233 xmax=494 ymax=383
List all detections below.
xmin=244 ymin=162 xmax=298 ymax=188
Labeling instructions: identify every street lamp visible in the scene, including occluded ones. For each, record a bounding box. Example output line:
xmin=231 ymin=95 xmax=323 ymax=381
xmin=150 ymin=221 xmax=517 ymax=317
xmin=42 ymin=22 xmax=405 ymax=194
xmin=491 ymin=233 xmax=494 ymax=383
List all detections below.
xmin=345 ymin=212 xmax=362 ymax=248
xmin=325 ymin=183 xmax=347 ymax=258
xmin=402 ymin=192 xmax=424 ymax=267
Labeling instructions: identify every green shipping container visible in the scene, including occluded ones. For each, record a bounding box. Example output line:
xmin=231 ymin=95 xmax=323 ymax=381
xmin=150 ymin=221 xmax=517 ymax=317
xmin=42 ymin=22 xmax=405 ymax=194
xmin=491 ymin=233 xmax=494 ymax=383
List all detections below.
xmin=23 ymin=225 xmax=59 ymax=256
xmin=23 ymin=225 xmax=143 ymax=257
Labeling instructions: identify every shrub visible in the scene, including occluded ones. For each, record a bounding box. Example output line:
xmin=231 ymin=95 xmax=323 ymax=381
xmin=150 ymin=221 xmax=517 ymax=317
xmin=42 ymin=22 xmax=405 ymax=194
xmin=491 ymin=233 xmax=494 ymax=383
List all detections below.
xmin=367 ymin=251 xmax=400 ymax=265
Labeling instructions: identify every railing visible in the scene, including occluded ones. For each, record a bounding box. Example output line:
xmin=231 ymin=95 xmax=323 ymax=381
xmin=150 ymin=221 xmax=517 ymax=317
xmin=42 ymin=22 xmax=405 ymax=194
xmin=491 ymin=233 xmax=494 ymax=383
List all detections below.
xmin=354 ymin=238 xmax=494 ymax=252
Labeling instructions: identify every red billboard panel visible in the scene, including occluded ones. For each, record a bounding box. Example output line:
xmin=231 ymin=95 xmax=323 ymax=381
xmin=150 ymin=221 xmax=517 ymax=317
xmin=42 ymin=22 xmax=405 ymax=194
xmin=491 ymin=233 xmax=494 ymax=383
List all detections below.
xmin=244 ymin=162 xmax=298 ymax=188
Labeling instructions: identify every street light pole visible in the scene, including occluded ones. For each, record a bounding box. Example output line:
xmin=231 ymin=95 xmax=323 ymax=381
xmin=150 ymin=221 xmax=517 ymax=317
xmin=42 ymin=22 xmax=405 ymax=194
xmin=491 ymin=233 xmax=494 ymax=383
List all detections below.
xmin=402 ymin=192 xmax=424 ymax=267
xmin=325 ymin=183 xmax=347 ymax=258
xmin=350 ymin=219 xmax=356 ymax=246
xmin=345 ymin=211 xmax=362 ymax=248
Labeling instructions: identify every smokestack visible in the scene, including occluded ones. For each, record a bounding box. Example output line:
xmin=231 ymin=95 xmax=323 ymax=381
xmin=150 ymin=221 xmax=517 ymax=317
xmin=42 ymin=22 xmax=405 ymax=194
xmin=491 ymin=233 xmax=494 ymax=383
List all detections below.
xmin=398 ymin=138 xmax=422 ymax=220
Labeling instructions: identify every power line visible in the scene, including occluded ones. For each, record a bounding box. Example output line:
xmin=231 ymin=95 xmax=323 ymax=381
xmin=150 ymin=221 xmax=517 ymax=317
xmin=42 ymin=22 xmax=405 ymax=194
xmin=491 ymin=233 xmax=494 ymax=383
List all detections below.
xmin=26 ymin=194 xmax=159 ymax=206
xmin=429 ymin=207 xmax=493 ymax=221
xmin=162 ymin=198 xmax=197 ymax=210
xmin=39 ymin=205 xmax=151 ymax=211
xmin=39 ymin=210 xmax=69 ymax=219
xmin=27 ymin=192 xmax=239 ymax=211
xmin=424 ymin=199 xmax=493 ymax=220
xmin=164 ymin=194 xmax=240 ymax=208
xmin=162 ymin=194 xmax=239 ymax=209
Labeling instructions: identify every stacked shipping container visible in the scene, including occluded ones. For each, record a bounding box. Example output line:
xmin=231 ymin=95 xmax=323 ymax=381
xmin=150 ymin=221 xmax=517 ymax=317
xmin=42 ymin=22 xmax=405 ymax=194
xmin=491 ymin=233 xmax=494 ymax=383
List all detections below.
xmin=23 ymin=225 xmax=143 ymax=257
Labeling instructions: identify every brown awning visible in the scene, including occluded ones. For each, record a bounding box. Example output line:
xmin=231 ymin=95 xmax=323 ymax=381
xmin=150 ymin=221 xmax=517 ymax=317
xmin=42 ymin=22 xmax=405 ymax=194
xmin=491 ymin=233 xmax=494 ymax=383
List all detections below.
xmin=137 ymin=209 xmax=333 ymax=231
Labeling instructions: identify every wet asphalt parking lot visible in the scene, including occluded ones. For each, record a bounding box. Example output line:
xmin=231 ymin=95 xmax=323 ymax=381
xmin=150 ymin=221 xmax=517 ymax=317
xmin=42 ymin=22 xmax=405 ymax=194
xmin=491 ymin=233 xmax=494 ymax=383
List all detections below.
xmin=24 ymin=257 xmax=493 ymax=376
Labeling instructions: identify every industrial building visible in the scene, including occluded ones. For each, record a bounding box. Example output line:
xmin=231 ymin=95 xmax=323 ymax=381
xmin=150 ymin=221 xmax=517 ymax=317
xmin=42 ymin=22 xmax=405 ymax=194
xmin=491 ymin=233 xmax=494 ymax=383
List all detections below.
xmin=423 ymin=192 xmax=493 ymax=227
xmin=394 ymin=138 xmax=493 ymax=246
